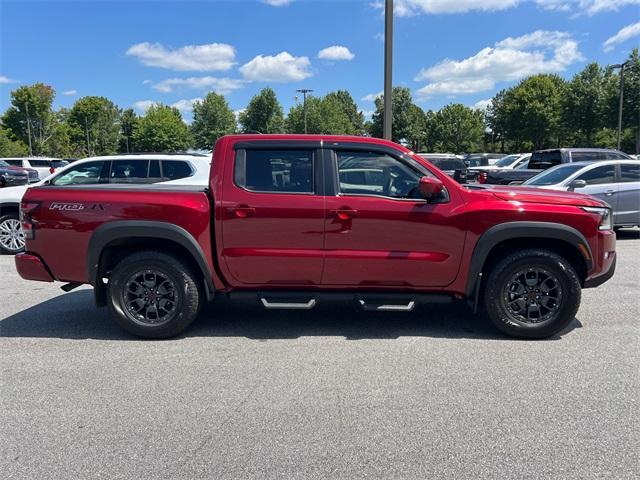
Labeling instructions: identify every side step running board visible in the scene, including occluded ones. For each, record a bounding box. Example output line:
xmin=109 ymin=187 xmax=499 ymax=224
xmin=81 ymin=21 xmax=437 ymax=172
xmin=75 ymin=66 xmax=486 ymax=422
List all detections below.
xmin=260 ymin=298 xmax=317 ymax=310
xmin=357 ymin=299 xmax=416 ymax=312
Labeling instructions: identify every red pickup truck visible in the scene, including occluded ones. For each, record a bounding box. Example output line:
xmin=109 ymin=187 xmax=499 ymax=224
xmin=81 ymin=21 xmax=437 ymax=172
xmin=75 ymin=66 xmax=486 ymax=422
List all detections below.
xmin=15 ymin=135 xmax=616 ymax=339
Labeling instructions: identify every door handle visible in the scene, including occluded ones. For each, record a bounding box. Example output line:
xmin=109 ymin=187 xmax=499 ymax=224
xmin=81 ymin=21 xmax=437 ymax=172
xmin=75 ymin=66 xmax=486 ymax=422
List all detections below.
xmin=228 ymin=205 xmax=256 ymax=218
xmin=330 ymin=209 xmax=358 ymax=220
xmin=604 ymin=190 xmax=616 ymax=196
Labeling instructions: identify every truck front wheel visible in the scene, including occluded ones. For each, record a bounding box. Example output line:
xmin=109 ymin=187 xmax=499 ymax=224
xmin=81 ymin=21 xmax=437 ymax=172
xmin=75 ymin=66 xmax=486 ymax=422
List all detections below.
xmin=483 ymin=249 xmax=581 ymax=339
xmin=107 ymin=250 xmax=203 ymax=339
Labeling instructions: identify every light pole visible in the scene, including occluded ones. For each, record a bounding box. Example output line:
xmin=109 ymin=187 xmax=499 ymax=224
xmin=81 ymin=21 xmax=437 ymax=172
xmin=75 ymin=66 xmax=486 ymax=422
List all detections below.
xmin=610 ymin=61 xmax=628 ymax=151
xmin=383 ymin=0 xmax=393 ymax=140
xmin=296 ymin=89 xmax=313 ymax=134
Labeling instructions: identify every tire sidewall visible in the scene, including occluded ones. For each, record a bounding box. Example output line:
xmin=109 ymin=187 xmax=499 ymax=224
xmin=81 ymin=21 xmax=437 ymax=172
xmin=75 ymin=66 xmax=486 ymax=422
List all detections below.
xmin=0 ymin=213 xmax=25 ymax=255
xmin=108 ymin=257 xmax=197 ymax=338
xmin=485 ymin=251 xmax=581 ymax=339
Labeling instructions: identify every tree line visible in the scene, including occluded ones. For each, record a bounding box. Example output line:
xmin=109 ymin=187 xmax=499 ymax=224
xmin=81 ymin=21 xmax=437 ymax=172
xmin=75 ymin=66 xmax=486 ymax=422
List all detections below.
xmin=1 ymin=49 xmax=637 ymax=157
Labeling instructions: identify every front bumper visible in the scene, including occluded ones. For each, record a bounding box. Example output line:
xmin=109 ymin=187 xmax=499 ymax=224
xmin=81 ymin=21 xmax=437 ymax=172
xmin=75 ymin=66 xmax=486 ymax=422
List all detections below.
xmin=2 ymin=176 xmax=29 ymax=187
xmin=15 ymin=253 xmax=54 ymax=282
xmin=584 ymin=230 xmax=616 ymax=288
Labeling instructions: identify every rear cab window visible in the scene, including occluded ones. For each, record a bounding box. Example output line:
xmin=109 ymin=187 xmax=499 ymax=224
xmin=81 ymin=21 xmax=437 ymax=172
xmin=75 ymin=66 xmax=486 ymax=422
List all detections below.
xmin=530 ymin=150 xmax=562 ymax=169
xmin=235 ymin=149 xmax=314 ymax=193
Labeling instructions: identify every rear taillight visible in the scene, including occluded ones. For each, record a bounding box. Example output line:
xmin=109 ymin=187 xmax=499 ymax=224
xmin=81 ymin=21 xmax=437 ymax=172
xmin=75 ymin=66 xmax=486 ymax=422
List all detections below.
xmin=20 ymin=200 xmax=41 ymax=240
xmin=49 ymin=167 xmax=56 ymax=174
xmin=478 ymin=172 xmax=488 ymax=184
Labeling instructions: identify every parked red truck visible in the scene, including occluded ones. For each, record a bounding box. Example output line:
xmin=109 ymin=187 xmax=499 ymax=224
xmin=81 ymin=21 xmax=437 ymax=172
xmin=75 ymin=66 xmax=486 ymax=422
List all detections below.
xmin=15 ymin=135 xmax=616 ymax=339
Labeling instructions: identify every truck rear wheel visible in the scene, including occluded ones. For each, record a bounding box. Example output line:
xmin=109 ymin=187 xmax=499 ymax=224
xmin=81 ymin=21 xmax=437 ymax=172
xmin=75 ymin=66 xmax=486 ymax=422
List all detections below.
xmin=107 ymin=250 xmax=203 ymax=339
xmin=483 ymin=249 xmax=581 ymax=339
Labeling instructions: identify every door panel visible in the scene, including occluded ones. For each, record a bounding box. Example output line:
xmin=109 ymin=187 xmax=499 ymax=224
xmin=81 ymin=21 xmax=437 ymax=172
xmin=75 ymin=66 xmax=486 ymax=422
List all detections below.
xmin=322 ymin=150 xmax=465 ymax=287
xmin=616 ymin=164 xmax=640 ymax=225
xmin=220 ymin=148 xmax=325 ymax=286
xmin=573 ymin=165 xmax=618 ymax=210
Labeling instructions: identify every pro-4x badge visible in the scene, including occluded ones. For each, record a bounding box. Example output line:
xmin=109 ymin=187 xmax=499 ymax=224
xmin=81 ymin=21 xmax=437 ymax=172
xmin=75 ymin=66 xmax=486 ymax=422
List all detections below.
xmin=50 ymin=202 xmax=85 ymax=211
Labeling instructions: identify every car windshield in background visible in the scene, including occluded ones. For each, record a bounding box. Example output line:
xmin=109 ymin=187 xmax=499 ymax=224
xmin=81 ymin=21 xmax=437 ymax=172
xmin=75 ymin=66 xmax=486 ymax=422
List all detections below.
xmin=0 ymin=161 xmax=9 ymax=167
xmin=494 ymin=155 xmax=519 ymax=167
xmin=524 ymin=163 xmax=586 ymax=186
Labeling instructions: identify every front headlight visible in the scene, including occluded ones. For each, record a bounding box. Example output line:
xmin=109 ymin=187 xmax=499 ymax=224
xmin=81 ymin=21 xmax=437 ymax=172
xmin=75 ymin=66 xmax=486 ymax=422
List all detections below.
xmin=582 ymin=206 xmax=612 ymax=231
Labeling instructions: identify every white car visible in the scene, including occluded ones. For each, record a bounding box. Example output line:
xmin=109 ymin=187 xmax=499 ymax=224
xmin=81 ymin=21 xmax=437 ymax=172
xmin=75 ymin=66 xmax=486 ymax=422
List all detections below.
xmin=469 ymin=153 xmax=531 ymax=173
xmin=2 ymin=157 xmax=69 ymax=180
xmin=0 ymin=153 xmax=210 ymax=254
xmin=523 ymin=159 xmax=640 ymax=228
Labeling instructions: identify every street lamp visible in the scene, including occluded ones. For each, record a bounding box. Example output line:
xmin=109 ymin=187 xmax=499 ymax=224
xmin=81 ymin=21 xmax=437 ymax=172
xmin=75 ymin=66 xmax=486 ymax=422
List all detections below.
xmin=383 ymin=0 xmax=393 ymax=140
xmin=296 ymin=89 xmax=313 ymax=134
xmin=610 ymin=61 xmax=628 ymax=151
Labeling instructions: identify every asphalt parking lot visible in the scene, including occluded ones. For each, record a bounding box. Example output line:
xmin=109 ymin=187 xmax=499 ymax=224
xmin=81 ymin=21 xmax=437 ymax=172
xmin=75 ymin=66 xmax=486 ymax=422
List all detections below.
xmin=1 ymin=230 xmax=639 ymax=480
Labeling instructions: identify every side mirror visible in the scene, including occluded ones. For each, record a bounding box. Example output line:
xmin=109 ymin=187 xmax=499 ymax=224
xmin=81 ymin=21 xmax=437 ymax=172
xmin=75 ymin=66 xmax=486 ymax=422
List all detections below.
xmin=568 ymin=179 xmax=587 ymax=191
xmin=418 ymin=176 xmax=444 ymax=199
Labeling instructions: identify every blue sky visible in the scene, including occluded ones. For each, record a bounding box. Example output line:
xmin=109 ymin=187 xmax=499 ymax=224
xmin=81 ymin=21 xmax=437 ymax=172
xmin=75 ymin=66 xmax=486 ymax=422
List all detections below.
xmin=1 ymin=0 xmax=639 ymax=121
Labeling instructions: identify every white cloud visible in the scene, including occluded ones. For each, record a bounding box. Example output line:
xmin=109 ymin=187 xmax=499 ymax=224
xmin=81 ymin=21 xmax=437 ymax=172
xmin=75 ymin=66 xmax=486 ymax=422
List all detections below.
xmin=536 ymin=0 xmax=640 ymax=14
xmin=373 ymin=0 xmax=518 ymax=16
xmin=0 ymin=75 xmax=17 ymax=84
xmin=603 ymin=21 xmax=640 ymax=52
xmin=415 ymin=30 xmax=583 ymax=99
xmin=152 ymin=76 xmax=245 ymax=94
xmin=61 ymin=89 xmax=77 ymax=96
xmin=473 ymin=98 xmax=492 ymax=110
xmin=126 ymin=42 xmax=236 ymax=71
xmin=240 ymin=52 xmax=312 ymax=82
xmin=171 ymin=98 xmax=202 ymax=114
xmin=142 ymin=79 xmax=152 ymax=85
xmin=317 ymin=45 xmax=355 ymax=61
xmin=361 ymin=91 xmax=383 ymax=102
xmin=263 ymin=0 xmax=292 ymax=5
xmin=133 ymin=100 xmax=156 ymax=113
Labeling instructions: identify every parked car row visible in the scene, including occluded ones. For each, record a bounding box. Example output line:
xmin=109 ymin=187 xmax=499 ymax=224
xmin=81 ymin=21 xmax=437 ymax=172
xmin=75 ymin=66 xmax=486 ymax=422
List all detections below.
xmin=0 ymin=153 xmax=210 ymax=254
xmin=2 ymin=157 xmax=69 ymax=181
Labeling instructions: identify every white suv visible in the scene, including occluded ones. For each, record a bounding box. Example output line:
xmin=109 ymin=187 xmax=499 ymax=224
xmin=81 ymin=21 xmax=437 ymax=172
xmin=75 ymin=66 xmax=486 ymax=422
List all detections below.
xmin=0 ymin=153 xmax=210 ymax=254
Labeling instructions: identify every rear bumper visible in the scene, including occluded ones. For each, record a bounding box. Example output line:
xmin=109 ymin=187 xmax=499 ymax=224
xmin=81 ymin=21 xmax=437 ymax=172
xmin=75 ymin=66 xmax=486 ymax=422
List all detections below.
xmin=15 ymin=253 xmax=55 ymax=282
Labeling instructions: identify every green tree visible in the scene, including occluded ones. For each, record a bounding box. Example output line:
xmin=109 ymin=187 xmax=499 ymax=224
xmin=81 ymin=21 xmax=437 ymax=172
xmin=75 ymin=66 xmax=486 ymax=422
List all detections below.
xmin=68 ymin=96 xmax=121 ymax=156
xmin=0 ymin=128 xmax=29 ymax=157
xmin=132 ymin=104 xmax=191 ymax=152
xmin=563 ymin=63 xmax=608 ymax=145
xmin=486 ymin=89 xmax=509 ymax=152
xmin=239 ymin=88 xmax=284 ymax=134
xmin=285 ymin=96 xmax=323 ymax=133
xmin=119 ymin=108 xmax=139 ymax=153
xmin=323 ymin=90 xmax=365 ymax=134
xmin=432 ymin=103 xmax=484 ymax=153
xmin=191 ymin=92 xmax=236 ymax=149
xmin=503 ymin=74 xmax=567 ymax=150
xmin=369 ymin=86 xmax=417 ymax=142
xmin=1 ymin=83 xmax=56 ymax=156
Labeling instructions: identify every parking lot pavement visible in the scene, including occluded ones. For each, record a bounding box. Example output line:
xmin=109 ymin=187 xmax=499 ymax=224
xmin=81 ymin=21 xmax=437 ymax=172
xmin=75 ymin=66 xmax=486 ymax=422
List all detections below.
xmin=1 ymin=231 xmax=639 ymax=480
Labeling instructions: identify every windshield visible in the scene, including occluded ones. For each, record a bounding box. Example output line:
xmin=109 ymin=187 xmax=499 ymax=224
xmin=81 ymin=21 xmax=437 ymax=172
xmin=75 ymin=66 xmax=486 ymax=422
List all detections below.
xmin=494 ymin=154 xmax=519 ymax=167
xmin=0 ymin=160 xmax=8 ymax=167
xmin=524 ymin=164 xmax=586 ymax=186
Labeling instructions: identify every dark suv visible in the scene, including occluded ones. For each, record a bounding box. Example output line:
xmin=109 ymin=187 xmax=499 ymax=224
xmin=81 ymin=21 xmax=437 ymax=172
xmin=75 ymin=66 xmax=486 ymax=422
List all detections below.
xmin=0 ymin=160 xmax=30 ymax=188
xmin=529 ymin=148 xmax=630 ymax=170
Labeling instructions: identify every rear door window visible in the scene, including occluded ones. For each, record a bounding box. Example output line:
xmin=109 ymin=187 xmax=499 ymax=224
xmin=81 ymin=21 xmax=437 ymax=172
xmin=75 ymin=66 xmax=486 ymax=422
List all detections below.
xmin=4 ymin=159 xmax=22 ymax=167
xmin=235 ymin=150 xmax=314 ymax=193
xmin=620 ymin=163 xmax=640 ymax=182
xmin=530 ymin=150 xmax=561 ymax=169
xmin=110 ymin=160 xmax=150 ymax=183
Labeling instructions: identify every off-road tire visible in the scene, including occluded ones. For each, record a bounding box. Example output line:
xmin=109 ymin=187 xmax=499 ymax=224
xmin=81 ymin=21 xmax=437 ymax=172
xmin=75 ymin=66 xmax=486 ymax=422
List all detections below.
xmin=484 ymin=249 xmax=581 ymax=339
xmin=107 ymin=250 xmax=203 ymax=339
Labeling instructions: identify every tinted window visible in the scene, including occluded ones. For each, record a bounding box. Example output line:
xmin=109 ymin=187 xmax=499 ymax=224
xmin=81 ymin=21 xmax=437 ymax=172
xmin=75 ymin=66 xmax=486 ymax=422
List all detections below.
xmin=431 ymin=158 xmax=465 ymax=170
xmin=530 ymin=150 xmax=562 ymax=169
xmin=51 ymin=160 xmax=68 ymax=168
xmin=110 ymin=160 xmax=149 ymax=183
xmin=162 ymin=160 xmax=193 ymax=181
xmin=4 ymin=159 xmax=22 ymax=167
xmin=494 ymin=155 xmax=519 ymax=167
xmin=235 ymin=150 xmax=313 ymax=193
xmin=51 ymin=161 xmax=107 ymax=186
xmin=571 ymin=151 xmax=607 ymax=162
xmin=337 ymin=151 xmax=422 ymax=198
xmin=576 ymin=165 xmax=615 ymax=185
xmin=29 ymin=159 xmax=54 ymax=167
xmin=620 ymin=163 xmax=640 ymax=182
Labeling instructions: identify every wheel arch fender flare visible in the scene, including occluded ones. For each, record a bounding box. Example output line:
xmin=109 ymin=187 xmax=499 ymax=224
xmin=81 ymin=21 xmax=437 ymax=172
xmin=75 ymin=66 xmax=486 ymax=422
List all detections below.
xmin=465 ymin=221 xmax=593 ymax=299
xmin=87 ymin=220 xmax=215 ymax=299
